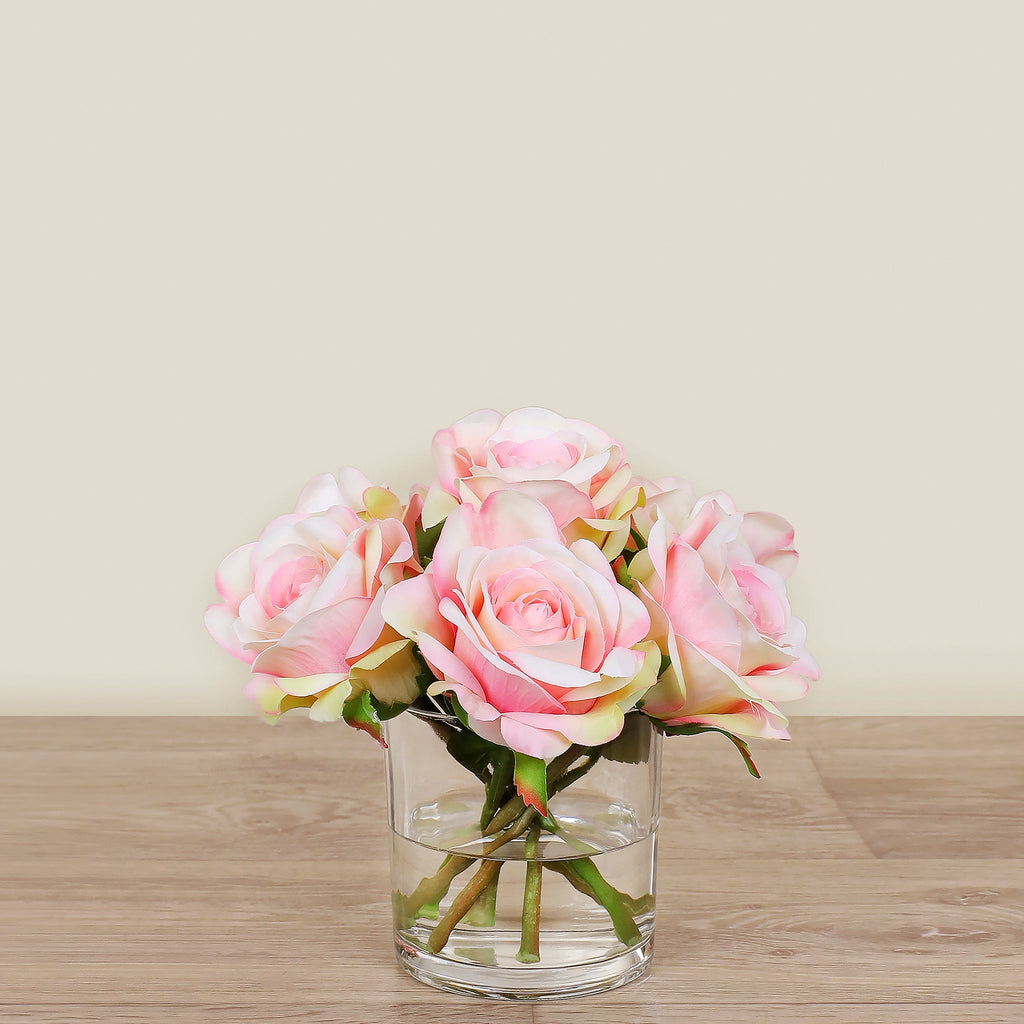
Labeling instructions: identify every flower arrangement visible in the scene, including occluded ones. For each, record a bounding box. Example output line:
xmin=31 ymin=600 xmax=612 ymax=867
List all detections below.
xmin=206 ymin=407 xmax=817 ymax=993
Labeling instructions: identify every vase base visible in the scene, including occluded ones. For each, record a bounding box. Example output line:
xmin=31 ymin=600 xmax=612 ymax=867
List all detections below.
xmin=394 ymin=934 xmax=654 ymax=1001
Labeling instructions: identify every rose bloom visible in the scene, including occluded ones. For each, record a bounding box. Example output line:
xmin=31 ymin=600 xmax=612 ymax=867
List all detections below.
xmin=205 ymin=470 xmax=421 ymax=722
xmin=383 ymin=490 xmax=658 ymax=759
xmin=630 ymin=491 xmax=818 ymax=740
xmin=420 ymin=408 xmax=640 ymax=555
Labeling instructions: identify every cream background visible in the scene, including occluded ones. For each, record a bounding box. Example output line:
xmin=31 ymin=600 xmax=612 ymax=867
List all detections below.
xmin=1 ymin=2 xmax=1021 ymax=716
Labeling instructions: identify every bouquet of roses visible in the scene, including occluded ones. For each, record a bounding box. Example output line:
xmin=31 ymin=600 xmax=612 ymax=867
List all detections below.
xmin=206 ymin=408 xmax=817 ymax=973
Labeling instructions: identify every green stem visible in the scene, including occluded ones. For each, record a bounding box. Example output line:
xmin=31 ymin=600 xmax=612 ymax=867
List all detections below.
xmin=427 ymin=859 xmax=502 ymax=953
xmin=478 ymin=747 xmax=589 ymax=836
xmin=400 ymin=741 xmax=600 ymax=941
xmin=555 ymin=857 xmax=642 ymax=947
xmin=424 ymin=806 xmax=539 ymax=953
xmin=482 ymin=794 xmax=524 ymax=835
xmin=464 ymin=862 xmax=502 ymax=926
xmin=516 ymin=821 xmax=543 ymax=963
xmin=397 ymin=801 xmax=539 ymax=928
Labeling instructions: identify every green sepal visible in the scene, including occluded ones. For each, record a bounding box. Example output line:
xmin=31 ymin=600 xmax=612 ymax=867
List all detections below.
xmin=369 ymin=695 xmax=410 ymax=723
xmin=415 ymin=519 xmax=444 ymax=565
xmin=410 ymin=646 xmax=437 ymax=697
xmin=513 ymin=751 xmax=549 ymax=816
xmin=621 ymin=529 xmax=647 ymax=568
xmin=658 ymin=653 xmax=672 ymax=678
xmin=481 ymin=748 xmax=514 ymax=829
xmin=613 ymin=557 xmax=633 ymax=589
xmin=448 ymin=693 xmax=472 ymax=730
xmin=653 ymin=721 xmax=761 ymax=778
xmin=342 ymin=689 xmax=385 ymax=747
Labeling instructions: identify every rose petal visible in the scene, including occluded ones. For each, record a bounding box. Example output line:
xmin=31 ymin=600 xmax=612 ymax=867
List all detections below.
xmin=204 ymin=603 xmax=254 ymax=663
xmin=252 ymin=599 xmax=373 ymax=679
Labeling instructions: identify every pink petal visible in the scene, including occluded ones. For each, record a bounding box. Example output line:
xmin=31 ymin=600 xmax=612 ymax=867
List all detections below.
xmin=497 ymin=716 xmax=572 ymax=759
xmin=431 ymin=409 xmax=503 ymax=491
xmin=662 ymin=705 xmax=791 ymax=741
xmin=347 ymin=587 xmax=388 ymax=662
xmin=204 ymin=603 xmax=253 ymax=663
xmin=460 ymin=638 xmax=566 ymax=714
xmin=294 ymin=473 xmax=347 ymax=514
xmin=745 ymin=668 xmax=811 ymax=703
xmin=505 ymin=650 xmax=600 ymax=690
xmin=214 ymin=543 xmax=255 ymax=608
xmin=242 ymin=673 xmax=288 ymax=719
xmin=252 ymin=598 xmax=372 ymax=679
xmin=741 ymin=511 xmax=796 ymax=564
xmin=381 ymin=572 xmax=454 ymax=647
xmin=431 ymin=491 xmax=562 ymax=598
xmin=762 ymin=549 xmax=799 ymax=579
xmin=661 ymin=540 xmax=742 ymax=669
xmin=417 ymin=632 xmax=486 ymax=700
xmin=460 ymin=478 xmax=596 ymax=529
xmin=590 ymin=461 xmax=632 ymax=512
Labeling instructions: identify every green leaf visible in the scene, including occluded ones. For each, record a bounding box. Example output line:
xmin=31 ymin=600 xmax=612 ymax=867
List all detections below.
xmin=446 ymin=728 xmax=494 ymax=785
xmin=658 ymin=653 xmax=672 ymax=678
xmin=513 ymin=751 xmax=549 ymax=816
xmin=561 ymin=858 xmax=641 ymax=946
xmin=653 ymin=721 xmax=761 ymax=778
xmin=342 ymin=690 xmax=384 ymax=747
xmin=601 ymin=711 xmax=653 ymax=765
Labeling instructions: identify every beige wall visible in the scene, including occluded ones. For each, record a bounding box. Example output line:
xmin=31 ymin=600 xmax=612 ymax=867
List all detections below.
xmin=2 ymin=2 xmax=1021 ymax=716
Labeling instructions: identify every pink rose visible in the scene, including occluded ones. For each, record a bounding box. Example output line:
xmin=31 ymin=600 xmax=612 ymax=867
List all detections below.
xmin=204 ymin=503 xmax=363 ymax=666
xmin=421 ymin=409 xmax=639 ymax=551
xmin=205 ymin=471 xmax=421 ymax=722
xmin=382 ymin=490 xmax=658 ymax=760
xmin=629 ymin=492 xmax=818 ymax=740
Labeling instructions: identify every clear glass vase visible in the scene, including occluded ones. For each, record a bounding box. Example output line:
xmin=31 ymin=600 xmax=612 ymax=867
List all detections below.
xmin=383 ymin=708 xmax=662 ymax=1000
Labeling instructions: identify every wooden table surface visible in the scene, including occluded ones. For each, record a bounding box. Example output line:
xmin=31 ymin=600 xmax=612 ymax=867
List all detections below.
xmin=2 ymin=716 xmax=1022 ymax=1023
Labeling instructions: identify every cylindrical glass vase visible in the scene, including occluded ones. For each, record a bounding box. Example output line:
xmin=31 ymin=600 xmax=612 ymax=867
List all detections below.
xmin=383 ymin=708 xmax=662 ymax=1000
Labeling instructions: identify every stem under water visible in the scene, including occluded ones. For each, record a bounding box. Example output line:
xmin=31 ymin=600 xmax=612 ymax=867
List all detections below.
xmin=401 ymin=737 xmax=648 ymax=958
xmin=427 ymin=859 xmax=502 ymax=954
xmin=543 ymin=859 xmax=648 ymax=944
xmin=464 ymin=862 xmax=501 ymax=927
xmin=516 ymin=821 xmax=543 ymax=963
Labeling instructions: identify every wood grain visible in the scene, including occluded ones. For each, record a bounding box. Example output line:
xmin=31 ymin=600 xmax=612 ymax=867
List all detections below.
xmin=1 ymin=716 xmax=1022 ymax=1021
xmin=1 ymin=1006 xmax=1020 ymax=1024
